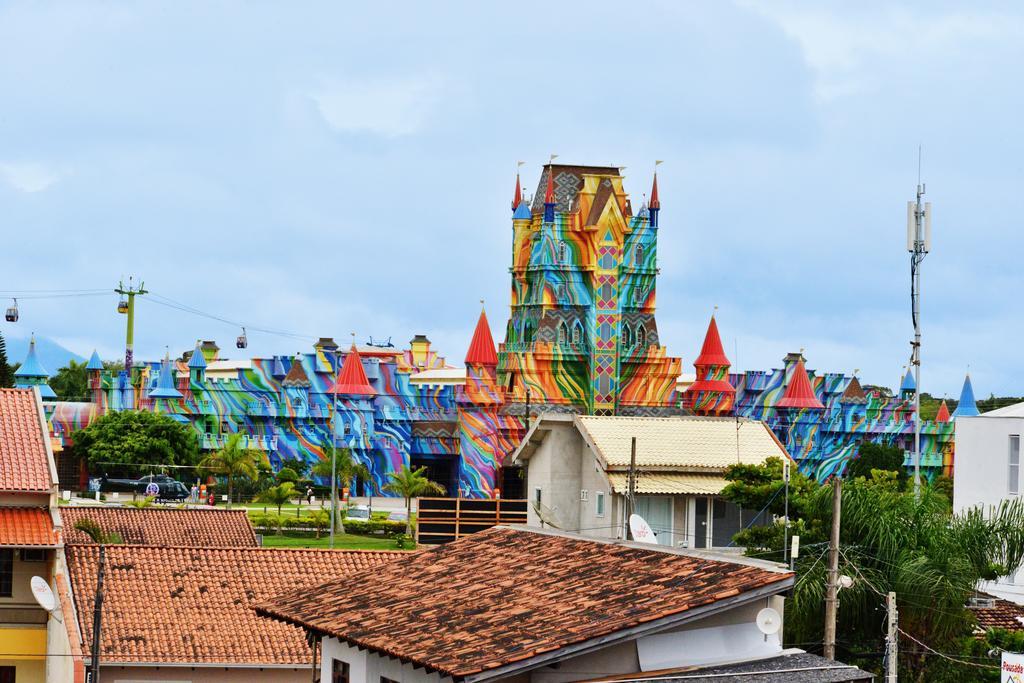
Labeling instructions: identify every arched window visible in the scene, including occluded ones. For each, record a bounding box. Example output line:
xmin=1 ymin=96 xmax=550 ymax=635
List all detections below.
xmin=636 ymin=325 xmax=647 ymax=348
xmin=557 ymin=321 xmax=569 ymax=346
xmin=572 ymin=322 xmax=583 ymax=347
xmin=523 ymin=321 xmax=534 ymax=343
xmin=622 ymin=323 xmax=633 ymax=348
xmin=635 ymin=244 xmax=644 ymax=265
xmin=559 ymin=241 xmax=568 ymax=263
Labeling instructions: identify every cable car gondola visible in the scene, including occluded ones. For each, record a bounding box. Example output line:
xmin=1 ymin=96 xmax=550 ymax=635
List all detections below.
xmin=117 ymin=295 xmax=129 ymax=314
xmin=4 ymin=299 xmax=18 ymax=323
xmin=236 ymin=327 xmax=248 ymax=349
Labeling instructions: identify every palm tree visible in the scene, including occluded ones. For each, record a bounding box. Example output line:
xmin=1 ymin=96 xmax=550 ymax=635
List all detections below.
xmin=383 ymin=465 xmax=445 ymax=537
xmin=311 ymin=446 xmax=371 ymax=533
xmin=73 ymin=518 xmax=123 ymax=545
xmin=198 ymin=433 xmax=260 ymax=508
xmin=308 ymin=509 xmax=329 ymax=539
xmin=258 ymin=482 xmax=296 ymax=517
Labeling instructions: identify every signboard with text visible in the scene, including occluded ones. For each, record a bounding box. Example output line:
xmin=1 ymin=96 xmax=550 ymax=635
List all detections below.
xmin=1002 ymin=651 xmax=1024 ymax=683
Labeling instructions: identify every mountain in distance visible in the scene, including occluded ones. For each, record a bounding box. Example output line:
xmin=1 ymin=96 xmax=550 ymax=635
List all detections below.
xmin=6 ymin=335 xmax=86 ymax=375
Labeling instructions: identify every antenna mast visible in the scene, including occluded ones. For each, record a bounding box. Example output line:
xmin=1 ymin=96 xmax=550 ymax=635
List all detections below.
xmin=907 ymin=149 xmax=932 ymax=498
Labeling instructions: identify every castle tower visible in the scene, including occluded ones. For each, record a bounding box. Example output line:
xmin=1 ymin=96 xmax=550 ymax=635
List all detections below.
xmin=457 ymin=308 xmax=512 ymax=498
xmin=86 ymin=350 xmax=105 ymax=409
xmin=497 ymin=164 xmax=681 ymax=416
xmin=899 ymin=368 xmax=916 ymax=400
xmin=951 ymin=374 xmax=979 ymax=418
xmin=14 ymin=336 xmax=57 ymax=399
xmin=149 ymin=353 xmax=184 ymax=407
xmin=683 ymin=315 xmax=735 ymax=415
xmin=187 ymin=341 xmax=207 ymax=385
xmin=328 ymin=345 xmax=378 ymax=491
xmin=935 ymin=399 xmax=951 ymax=423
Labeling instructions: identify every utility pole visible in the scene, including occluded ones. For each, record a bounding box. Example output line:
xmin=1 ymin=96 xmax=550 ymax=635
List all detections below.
xmin=329 ymin=347 xmax=341 ymax=549
xmin=89 ymin=544 xmax=107 ymax=683
xmin=114 ymin=277 xmax=147 ymax=379
xmin=823 ymin=478 xmax=843 ymax=660
xmin=885 ymin=591 xmax=899 ymax=683
xmin=907 ymin=156 xmax=931 ymax=499
xmin=625 ymin=437 xmax=637 ymax=540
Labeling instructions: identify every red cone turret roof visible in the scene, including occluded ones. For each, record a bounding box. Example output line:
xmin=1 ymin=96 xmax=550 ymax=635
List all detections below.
xmin=776 ymin=359 xmax=824 ymax=409
xmin=512 ymin=173 xmax=522 ymax=211
xmin=693 ymin=316 xmax=730 ymax=367
xmin=935 ymin=400 xmax=951 ymax=423
xmin=465 ymin=309 xmax=498 ymax=366
xmin=330 ymin=345 xmax=376 ymax=395
xmin=649 ymin=173 xmax=660 ymax=210
xmin=544 ymin=166 xmax=555 ymax=203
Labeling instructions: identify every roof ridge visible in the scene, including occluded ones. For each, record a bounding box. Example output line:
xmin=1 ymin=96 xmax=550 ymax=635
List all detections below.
xmin=65 ymin=542 xmax=408 ymax=554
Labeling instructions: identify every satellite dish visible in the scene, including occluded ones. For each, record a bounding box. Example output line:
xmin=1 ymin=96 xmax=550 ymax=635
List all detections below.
xmin=629 ymin=514 xmax=658 ymax=544
xmin=756 ymin=607 xmax=782 ymax=635
xmin=838 ymin=574 xmax=855 ymax=590
xmin=30 ymin=576 xmax=56 ymax=612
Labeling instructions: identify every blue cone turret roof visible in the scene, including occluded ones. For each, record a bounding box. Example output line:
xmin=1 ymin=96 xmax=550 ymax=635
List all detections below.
xmin=951 ymin=374 xmax=979 ymax=418
xmin=900 ymin=368 xmax=916 ymax=393
xmin=149 ymin=356 xmax=183 ymax=399
xmin=14 ymin=336 xmax=50 ymax=378
xmin=513 ymin=201 xmax=532 ymax=220
xmin=86 ymin=350 xmax=104 ymax=371
xmin=187 ymin=342 xmax=207 ymax=369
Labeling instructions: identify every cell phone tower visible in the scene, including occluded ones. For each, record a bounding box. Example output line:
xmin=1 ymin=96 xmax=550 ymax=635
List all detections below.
xmin=907 ymin=155 xmax=932 ymax=498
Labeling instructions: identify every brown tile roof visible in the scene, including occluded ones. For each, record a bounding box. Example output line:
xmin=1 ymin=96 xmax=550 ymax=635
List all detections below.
xmin=0 ymin=388 xmax=52 ymax=492
xmin=257 ymin=526 xmax=793 ymax=679
xmin=970 ymin=593 xmax=1024 ymax=632
xmin=60 ymin=507 xmax=258 ymax=547
xmin=66 ymin=545 xmax=405 ymax=665
xmin=0 ymin=507 xmax=58 ymax=547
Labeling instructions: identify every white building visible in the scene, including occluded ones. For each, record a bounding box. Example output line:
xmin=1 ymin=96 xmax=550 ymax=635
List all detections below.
xmin=953 ymin=401 xmax=1024 ymax=602
xmin=509 ymin=414 xmax=791 ymax=548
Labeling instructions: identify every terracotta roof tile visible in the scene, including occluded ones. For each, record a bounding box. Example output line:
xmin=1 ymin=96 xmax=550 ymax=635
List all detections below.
xmin=60 ymin=507 xmax=258 ymax=547
xmin=0 ymin=507 xmax=58 ymax=546
xmin=66 ymin=545 xmax=405 ymax=665
xmin=970 ymin=593 xmax=1024 ymax=632
xmin=0 ymin=388 xmax=52 ymax=492
xmin=257 ymin=527 xmax=792 ymax=678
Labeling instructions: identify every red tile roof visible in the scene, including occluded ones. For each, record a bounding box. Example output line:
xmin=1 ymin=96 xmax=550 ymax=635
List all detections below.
xmin=66 ymin=545 xmax=405 ymax=665
xmin=0 ymin=507 xmax=58 ymax=547
xmin=776 ymin=359 xmax=825 ymax=410
xmin=0 ymin=388 xmax=52 ymax=492
xmin=464 ymin=309 xmax=498 ymax=366
xmin=693 ymin=315 xmax=730 ymax=368
xmin=257 ymin=527 xmax=793 ymax=679
xmin=970 ymin=593 xmax=1024 ymax=632
xmin=60 ymin=507 xmax=258 ymax=547
xmin=330 ymin=345 xmax=375 ymax=395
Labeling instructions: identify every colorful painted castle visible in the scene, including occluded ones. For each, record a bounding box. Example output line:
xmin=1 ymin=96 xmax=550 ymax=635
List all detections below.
xmin=24 ymin=164 xmax=967 ymax=495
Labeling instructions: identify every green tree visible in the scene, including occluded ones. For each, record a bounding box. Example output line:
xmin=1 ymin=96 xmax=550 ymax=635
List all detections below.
xmin=0 ymin=331 xmax=13 ymax=388
xmin=72 ymin=410 xmax=200 ymax=473
xmin=257 ymin=482 xmax=296 ymax=519
xmin=383 ymin=465 xmax=445 ymax=537
xmin=312 ymin=446 xmax=371 ymax=533
xmin=279 ymin=457 xmax=309 ymax=478
xmin=50 ymin=359 xmax=90 ymax=401
xmin=73 ymin=518 xmax=124 ymax=545
xmin=198 ymin=433 xmax=260 ymax=508
xmin=124 ymin=496 xmax=156 ymax=509
xmin=845 ymin=442 xmax=907 ymax=485
xmin=276 ymin=466 xmax=299 ymax=483
xmin=308 ymin=509 xmax=329 ymax=539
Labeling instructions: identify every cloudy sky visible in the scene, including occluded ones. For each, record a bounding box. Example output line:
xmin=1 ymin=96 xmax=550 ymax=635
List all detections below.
xmin=1 ymin=1 xmax=1020 ymax=397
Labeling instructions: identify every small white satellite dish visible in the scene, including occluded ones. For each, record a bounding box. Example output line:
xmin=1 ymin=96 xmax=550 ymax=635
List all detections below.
xmin=30 ymin=576 xmax=56 ymax=612
xmin=629 ymin=514 xmax=658 ymax=545
xmin=756 ymin=607 xmax=782 ymax=635
xmin=838 ymin=574 xmax=855 ymax=590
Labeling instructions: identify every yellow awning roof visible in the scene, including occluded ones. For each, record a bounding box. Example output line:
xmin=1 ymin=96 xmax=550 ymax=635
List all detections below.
xmin=606 ymin=472 xmax=731 ymax=495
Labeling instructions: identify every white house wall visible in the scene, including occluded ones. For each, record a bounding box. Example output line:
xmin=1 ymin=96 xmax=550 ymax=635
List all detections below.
xmin=321 ymin=637 xmax=449 ymax=683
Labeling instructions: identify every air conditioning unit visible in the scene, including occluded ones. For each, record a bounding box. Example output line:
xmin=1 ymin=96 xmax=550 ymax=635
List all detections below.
xmin=968 ymin=597 xmax=996 ymax=609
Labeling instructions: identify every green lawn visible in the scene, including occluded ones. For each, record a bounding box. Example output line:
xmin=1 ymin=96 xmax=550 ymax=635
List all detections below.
xmin=259 ymin=533 xmax=409 ymax=550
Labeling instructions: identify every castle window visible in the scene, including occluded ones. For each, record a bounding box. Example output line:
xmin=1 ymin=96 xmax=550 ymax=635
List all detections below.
xmin=559 ymin=240 xmax=568 ymax=263
xmin=635 ymin=244 xmax=644 ymax=265
xmin=633 ymin=287 xmax=644 ymax=307
xmin=557 ymin=322 xmax=569 ymax=346
xmin=572 ymin=322 xmax=583 ymax=346
xmin=622 ymin=323 xmax=633 ymax=348
xmin=557 ymin=284 xmax=568 ymax=302
xmin=636 ymin=325 xmax=647 ymax=348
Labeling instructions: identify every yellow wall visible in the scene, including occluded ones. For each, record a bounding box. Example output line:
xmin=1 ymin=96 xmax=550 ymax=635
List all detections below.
xmin=0 ymin=626 xmax=47 ymax=682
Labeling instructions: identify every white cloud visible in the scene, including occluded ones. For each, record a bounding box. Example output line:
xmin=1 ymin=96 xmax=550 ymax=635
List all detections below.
xmin=309 ymin=73 xmax=446 ymax=137
xmin=0 ymin=161 xmax=64 ymax=193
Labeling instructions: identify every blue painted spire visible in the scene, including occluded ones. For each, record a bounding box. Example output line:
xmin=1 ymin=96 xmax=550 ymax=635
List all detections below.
xmin=149 ymin=355 xmax=183 ymax=399
xmin=271 ymin=355 xmax=286 ymax=378
xmin=14 ymin=336 xmax=50 ymax=378
xmin=187 ymin=342 xmax=207 ymax=369
xmin=513 ymin=201 xmax=531 ymax=220
xmin=951 ymin=374 xmax=979 ymax=418
xmin=86 ymin=350 xmax=104 ymax=371
xmin=900 ymin=367 xmax=916 ymax=394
